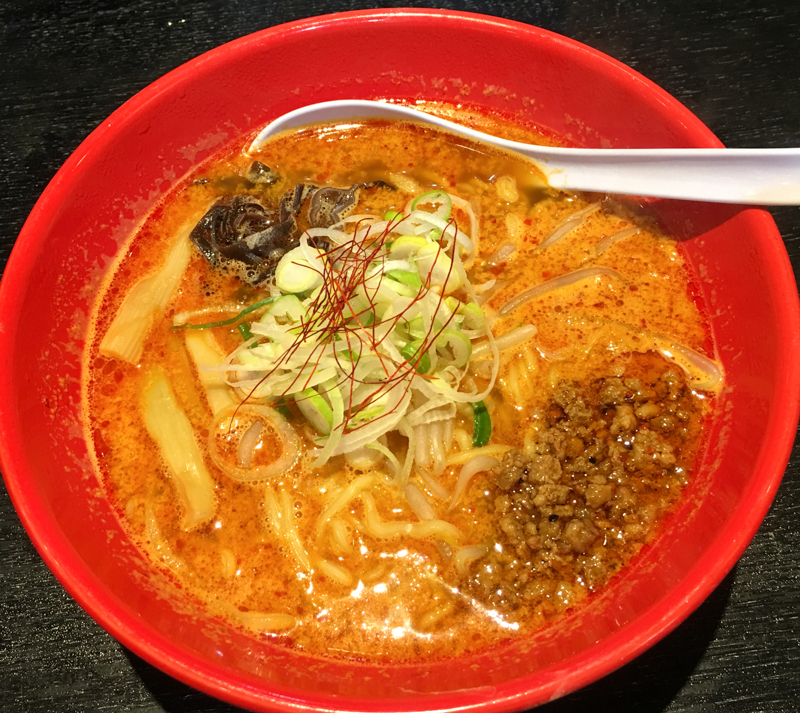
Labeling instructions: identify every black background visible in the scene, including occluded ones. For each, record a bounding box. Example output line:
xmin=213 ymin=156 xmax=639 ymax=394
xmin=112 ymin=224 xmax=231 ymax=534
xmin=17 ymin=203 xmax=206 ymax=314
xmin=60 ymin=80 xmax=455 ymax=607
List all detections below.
xmin=1 ymin=1 xmax=798 ymax=711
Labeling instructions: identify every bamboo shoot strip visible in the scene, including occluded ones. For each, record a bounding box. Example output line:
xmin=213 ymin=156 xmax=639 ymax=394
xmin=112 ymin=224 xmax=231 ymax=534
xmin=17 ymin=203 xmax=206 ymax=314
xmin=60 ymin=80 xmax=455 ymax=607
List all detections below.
xmin=142 ymin=368 xmax=216 ymax=529
xmin=100 ymin=231 xmax=193 ymax=363
xmin=184 ymin=330 xmax=238 ymax=416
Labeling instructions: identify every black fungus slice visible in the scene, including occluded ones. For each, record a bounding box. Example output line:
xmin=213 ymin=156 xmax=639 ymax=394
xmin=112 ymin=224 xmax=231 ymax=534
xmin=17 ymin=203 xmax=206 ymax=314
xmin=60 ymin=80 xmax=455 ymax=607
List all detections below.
xmin=246 ymin=161 xmax=281 ymax=185
xmin=189 ymin=180 xmax=393 ymax=286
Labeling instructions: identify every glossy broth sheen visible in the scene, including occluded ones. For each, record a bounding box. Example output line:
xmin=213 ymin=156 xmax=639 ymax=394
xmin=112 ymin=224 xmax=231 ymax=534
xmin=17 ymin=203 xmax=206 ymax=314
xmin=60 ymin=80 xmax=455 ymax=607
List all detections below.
xmin=85 ymin=112 xmax=713 ymax=662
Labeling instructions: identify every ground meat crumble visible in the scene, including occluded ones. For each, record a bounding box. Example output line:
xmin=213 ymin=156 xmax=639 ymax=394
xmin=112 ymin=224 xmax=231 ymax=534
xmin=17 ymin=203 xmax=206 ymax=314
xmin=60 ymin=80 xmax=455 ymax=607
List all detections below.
xmin=458 ymin=352 xmax=707 ymax=623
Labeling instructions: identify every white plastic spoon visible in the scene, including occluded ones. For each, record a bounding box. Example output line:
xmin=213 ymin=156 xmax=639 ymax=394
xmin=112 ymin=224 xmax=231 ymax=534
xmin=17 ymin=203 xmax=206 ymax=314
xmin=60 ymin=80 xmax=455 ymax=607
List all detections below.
xmin=249 ymin=100 xmax=800 ymax=205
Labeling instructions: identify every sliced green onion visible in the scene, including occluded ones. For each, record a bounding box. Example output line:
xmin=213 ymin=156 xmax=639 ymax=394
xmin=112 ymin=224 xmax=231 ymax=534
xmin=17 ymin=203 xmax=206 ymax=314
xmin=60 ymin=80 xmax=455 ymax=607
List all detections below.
xmin=359 ymin=310 xmax=375 ymax=327
xmin=411 ymin=190 xmax=452 ymax=222
xmin=311 ymin=379 xmax=345 ymax=466
xmin=271 ymin=396 xmax=293 ymax=420
xmin=401 ymin=339 xmax=431 ymax=375
xmin=262 ymin=294 xmax=306 ymax=324
xmin=444 ymin=296 xmax=460 ymax=313
xmin=295 ymin=387 xmax=334 ymax=435
xmin=415 ymin=243 xmax=462 ymax=294
xmin=387 ymin=269 xmax=423 ymax=289
xmin=353 ymin=401 xmax=387 ymax=422
xmin=237 ymin=346 xmax=271 ymax=367
xmin=407 ymin=316 xmax=426 ymax=340
xmin=384 ymin=209 xmax=402 ymax=221
xmin=384 ymin=281 xmax=416 ymax=299
xmin=238 ymin=322 xmax=257 ymax=346
xmin=170 ymin=296 xmax=275 ymax=330
xmin=344 ymin=303 xmax=375 ymax=327
xmin=389 ymin=235 xmax=429 ymax=259
xmin=342 ymin=294 xmax=370 ymax=322
xmin=435 ymin=329 xmax=472 ymax=367
xmin=471 ymin=401 xmax=491 ymax=447
xmin=459 ymin=302 xmax=486 ymax=329
xmin=384 ymin=270 xmax=419 ymax=298
xmin=338 ymin=348 xmax=360 ymax=364
xmin=275 ymin=246 xmax=325 ymax=294
xmin=307 ymin=283 xmax=324 ymax=303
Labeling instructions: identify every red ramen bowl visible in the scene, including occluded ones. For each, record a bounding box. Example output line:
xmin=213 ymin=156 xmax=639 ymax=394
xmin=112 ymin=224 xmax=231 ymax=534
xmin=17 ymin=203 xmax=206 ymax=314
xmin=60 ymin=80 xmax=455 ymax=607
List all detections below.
xmin=1 ymin=8 xmax=798 ymax=712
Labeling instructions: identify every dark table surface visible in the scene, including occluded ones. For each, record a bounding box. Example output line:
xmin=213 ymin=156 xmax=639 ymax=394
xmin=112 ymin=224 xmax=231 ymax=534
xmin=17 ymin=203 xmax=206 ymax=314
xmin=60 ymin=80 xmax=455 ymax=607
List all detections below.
xmin=1 ymin=1 xmax=798 ymax=712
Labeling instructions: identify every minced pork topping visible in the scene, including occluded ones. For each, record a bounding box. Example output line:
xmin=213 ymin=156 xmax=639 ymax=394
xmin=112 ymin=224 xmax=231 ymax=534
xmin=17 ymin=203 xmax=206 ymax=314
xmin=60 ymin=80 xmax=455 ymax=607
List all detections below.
xmin=457 ymin=352 xmax=706 ymax=622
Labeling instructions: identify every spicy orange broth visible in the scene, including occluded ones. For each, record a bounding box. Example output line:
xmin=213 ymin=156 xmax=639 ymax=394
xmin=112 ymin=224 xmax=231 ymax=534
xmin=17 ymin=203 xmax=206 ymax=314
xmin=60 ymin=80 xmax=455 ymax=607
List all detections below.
xmin=84 ymin=113 xmax=711 ymax=662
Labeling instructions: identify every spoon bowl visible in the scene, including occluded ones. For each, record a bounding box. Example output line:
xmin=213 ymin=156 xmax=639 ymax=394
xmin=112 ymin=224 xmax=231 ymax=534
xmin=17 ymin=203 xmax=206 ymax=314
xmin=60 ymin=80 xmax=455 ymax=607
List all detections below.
xmin=250 ymin=100 xmax=800 ymax=205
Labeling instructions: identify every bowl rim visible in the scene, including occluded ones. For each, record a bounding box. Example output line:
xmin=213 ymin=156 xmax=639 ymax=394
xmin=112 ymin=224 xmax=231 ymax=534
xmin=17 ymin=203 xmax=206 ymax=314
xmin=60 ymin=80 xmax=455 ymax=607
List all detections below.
xmin=1 ymin=7 xmax=799 ymax=712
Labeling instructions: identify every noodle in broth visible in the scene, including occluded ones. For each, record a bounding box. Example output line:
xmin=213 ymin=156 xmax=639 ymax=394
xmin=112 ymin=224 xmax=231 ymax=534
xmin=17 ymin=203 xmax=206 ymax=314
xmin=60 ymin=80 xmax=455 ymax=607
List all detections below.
xmin=84 ymin=110 xmax=718 ymax=661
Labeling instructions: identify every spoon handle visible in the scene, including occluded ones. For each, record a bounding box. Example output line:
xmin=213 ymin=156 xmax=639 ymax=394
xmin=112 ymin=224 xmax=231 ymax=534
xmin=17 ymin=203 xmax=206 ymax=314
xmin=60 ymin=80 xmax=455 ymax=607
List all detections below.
xmin=249 ymin=100 xmax=800 ymax=205
xmin=528 ymin=147 xmax=800 ymax=205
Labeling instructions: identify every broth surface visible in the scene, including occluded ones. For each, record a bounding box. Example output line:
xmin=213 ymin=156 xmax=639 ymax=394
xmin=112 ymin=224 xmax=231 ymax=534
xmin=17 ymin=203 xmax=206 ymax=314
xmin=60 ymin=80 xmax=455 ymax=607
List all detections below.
xmin=85 ymin=111 xmax=715 ymax=662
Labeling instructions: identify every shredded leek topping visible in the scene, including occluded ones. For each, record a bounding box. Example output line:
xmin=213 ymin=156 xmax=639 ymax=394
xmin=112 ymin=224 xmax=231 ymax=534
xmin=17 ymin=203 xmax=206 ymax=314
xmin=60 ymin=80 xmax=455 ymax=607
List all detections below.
xmin=215 ymin=191 xmax=499 ymax=468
